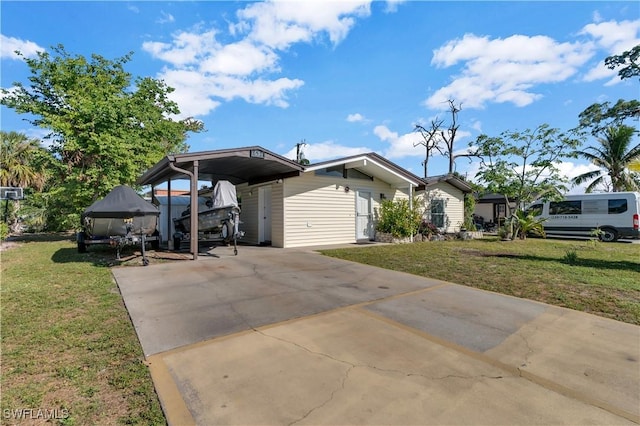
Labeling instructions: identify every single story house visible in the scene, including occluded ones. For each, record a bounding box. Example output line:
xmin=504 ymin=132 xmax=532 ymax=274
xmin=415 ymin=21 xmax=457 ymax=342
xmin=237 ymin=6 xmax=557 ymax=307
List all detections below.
xmin=138 ymin=146 xmax=471 ymax=258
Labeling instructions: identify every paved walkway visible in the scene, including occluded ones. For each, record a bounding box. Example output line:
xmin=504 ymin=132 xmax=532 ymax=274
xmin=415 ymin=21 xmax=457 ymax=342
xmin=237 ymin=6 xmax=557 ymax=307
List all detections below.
xmin=112 ymin=245 xmax=640 ymax=425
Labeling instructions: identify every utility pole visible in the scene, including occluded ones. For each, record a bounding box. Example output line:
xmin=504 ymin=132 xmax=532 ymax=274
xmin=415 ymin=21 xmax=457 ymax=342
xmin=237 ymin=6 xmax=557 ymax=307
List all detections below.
xmin=295 ymin=140 xmax=310 ymax=165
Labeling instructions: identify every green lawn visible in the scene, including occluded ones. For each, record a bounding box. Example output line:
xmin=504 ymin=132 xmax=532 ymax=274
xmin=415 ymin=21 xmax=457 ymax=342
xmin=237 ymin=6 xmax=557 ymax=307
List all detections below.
xmin=1 ymin=234 xmax=165 ymax=425
xmin=320 ymin=237 xmax=640 ymax=325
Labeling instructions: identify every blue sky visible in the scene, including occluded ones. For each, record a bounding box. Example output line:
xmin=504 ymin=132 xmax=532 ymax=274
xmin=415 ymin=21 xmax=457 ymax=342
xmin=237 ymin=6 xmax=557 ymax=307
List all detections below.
xmin=1 ymin=1 xmax=639 ymax=191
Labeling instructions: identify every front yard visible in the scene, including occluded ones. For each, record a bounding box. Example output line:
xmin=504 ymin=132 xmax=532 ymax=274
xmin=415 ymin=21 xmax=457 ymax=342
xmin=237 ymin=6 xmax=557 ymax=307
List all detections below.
xmin=321 ymin=237 xmax=640 ymax=325
xmin=1 ymin=234 xmax=638 ymax=425
xmin=1 ymin=234 xmax=165 ymax=425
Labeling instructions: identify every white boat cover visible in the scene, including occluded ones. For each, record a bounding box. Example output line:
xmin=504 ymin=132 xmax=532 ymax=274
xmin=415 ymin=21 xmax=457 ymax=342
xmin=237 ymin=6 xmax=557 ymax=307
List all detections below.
xmin=212 ymin=180 xmax=239 ymax=209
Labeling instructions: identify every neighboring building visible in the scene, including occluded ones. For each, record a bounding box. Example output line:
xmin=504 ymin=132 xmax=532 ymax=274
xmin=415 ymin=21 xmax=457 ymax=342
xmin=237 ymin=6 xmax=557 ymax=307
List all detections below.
xmin=138 ymin=147 xmax=472 ymax=254
xmin=473 ymin=193 xmax=517 ymax=228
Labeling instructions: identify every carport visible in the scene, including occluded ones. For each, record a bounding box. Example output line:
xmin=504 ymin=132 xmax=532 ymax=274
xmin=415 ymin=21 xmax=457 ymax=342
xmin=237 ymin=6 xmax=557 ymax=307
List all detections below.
xmin=136 ymin=146 xmax=304 ymax=259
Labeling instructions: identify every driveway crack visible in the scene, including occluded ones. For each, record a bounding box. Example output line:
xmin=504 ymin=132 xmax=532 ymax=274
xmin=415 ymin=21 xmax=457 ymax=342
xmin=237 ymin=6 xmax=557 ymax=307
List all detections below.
xmin=288 ymin=365 xmax=354 ymax=426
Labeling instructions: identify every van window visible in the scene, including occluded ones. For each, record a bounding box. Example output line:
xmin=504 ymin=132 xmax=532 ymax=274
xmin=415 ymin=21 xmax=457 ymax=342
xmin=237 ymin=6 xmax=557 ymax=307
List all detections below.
xmin=526 ymin=204 xmax=543 ymax=217
xmin=549 ymin=200 xmax=581 ymax=215
xmin=608 ymin=199 xmax=628 ymax=214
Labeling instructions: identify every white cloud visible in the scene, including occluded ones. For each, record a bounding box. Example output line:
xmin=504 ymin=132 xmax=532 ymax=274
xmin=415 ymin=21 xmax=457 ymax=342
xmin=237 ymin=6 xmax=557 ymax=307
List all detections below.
xmin=1 ymin=34 xmax=44 ymax=60
xmin=143 ymin=1 xmax=375 ymax=117
xmin=374 ymin=123 xmax=473 ymax=161
xmin=160 ymin=68 xmax=303 ymax=116
xmin=374 ymin=125 xmax=424 ymax=159
xmin=426 ymin=33 xmax=594 ymax=110
xmin=283 ymin=141 xmax=371 ymax=162
xmin=237 ymin=1 xmax=371 ymax=49
xmin=592 ymin=11 xmax=603 ymax=24
xmin=384 ymin=0 xmax=405 ymax=14
xmin=557 ymin=160 xmax=604 ymax=194
xmin=142 ymin=30 xmax=219 ymax=67
xmin=159 ymin=69 xmax=222 ymax=117
xmin=580 ymin=19 xmax=640 ymax=84
xmin=199 ymin=41 xmax=279 ymax=76
xmin=346 ymin=113 xmax=366 ymax=122
xmin=157 ymin=11 xmax=175 ymax=24
xmin=470 ymin=120 xmax=482 ymax=133
xmin=580 ymin=19 xmax=640 ymax=54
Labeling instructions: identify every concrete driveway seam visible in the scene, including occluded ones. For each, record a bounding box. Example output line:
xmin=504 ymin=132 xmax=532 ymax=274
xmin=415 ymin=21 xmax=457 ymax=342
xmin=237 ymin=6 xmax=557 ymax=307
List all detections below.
xmin=356 ymin=307 xmax=640 ymax=424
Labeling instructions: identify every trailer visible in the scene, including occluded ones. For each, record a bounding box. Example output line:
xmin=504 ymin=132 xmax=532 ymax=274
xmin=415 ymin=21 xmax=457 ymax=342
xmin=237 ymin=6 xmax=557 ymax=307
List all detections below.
xmin=172 ymin=180 xmax=243 ymax=255
xmin=77 ymin=185 xmax=161 ymax=265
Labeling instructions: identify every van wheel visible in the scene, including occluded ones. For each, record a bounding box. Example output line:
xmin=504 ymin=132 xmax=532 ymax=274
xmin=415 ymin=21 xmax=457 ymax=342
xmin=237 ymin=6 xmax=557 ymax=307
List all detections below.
xmin=599 ymin=227 xmax=618 ymax=242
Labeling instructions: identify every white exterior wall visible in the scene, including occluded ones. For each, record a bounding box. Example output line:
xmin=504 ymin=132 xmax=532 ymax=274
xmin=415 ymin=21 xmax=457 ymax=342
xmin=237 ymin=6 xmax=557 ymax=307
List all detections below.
xmin=236 ymin=183 xmax=259 ymax=245
xmin=421 ymin=183 xmax=465 ymax=233
xmin=271 ymin=183 xmax=285 ymax=248
xmin=282 ymin=172 xmax=410 ymax=248
xmin=237 ymin=182 xmax=284 ymax=246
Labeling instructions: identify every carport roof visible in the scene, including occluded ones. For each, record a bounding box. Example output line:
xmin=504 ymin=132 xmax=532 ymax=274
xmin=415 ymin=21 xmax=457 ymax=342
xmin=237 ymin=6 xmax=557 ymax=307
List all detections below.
xmin=137 ymin=146 xmax=304 ymax=186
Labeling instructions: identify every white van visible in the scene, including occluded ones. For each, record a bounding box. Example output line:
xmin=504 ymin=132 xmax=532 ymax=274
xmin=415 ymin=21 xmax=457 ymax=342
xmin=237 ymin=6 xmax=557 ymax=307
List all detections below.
xmin=525 ymin=192 xmax=640 ymax=242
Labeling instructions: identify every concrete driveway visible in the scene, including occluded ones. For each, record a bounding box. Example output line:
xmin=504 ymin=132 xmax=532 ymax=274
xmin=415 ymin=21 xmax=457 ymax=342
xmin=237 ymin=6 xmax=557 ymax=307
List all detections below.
xmin=112 ymin=245 xmax=640 ymax=425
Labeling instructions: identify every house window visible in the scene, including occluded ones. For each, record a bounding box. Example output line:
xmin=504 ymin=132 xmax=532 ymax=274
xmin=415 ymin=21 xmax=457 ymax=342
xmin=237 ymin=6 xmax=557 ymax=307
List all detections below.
xmin=315 ymin=165 xmax=344 ymax=177
xmin=430 ymin=199 xmax=445 ymax=228
xmin=315 ymin=165 xmax=373 ymax=180
xmin=345 ymin=168 xmax=373 ymax=181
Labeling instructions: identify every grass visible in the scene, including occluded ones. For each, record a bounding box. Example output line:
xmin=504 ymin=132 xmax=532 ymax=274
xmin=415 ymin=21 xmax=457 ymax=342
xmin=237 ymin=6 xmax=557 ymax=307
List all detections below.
xmin=1 ymin=234 xmax=166 ymax=425
xmin=320 ymin=237 xmax=640 ymax=325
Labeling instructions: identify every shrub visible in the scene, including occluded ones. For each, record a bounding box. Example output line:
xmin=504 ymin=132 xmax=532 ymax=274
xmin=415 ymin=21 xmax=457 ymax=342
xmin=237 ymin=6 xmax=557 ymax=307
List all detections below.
xmin=0 ymin=222 xmax=8 ymax=240
xmin=418 ymin=220 xmax=439 ymax=237
xmin=376 ymin=198 xmax=421 ymax=238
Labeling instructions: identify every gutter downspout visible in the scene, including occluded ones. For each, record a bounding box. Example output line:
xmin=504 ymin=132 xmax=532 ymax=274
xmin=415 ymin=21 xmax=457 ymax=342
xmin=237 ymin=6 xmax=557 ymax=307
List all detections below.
xmin=169 ymin=159 xmax=199 ymax=260
xmin=409 ymin=183 xmax=414 ymax=243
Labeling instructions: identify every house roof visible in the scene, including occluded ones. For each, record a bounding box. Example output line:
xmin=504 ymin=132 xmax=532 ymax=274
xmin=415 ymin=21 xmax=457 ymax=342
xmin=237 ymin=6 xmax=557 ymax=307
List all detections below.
xmin=423 ymin=174 xmax=473 ymax=193
xmin=137 ymin=146 xmax=305 ymax=187
xmin=476 ymin=193 xmax=514 ymax=203
xmin=305 ymin=152 xmax=424 ymax=188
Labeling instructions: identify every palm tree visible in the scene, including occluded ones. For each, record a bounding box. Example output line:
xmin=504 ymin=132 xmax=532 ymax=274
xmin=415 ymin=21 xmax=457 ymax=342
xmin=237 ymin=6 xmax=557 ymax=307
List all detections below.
xmin=0 ymin=131 xmax=47 ymax=190
xmin=571 ymin=125 xmax=640 ymax=192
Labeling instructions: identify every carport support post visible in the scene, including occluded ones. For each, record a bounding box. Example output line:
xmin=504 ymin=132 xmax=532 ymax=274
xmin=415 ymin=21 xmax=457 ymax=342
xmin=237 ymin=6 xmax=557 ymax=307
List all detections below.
xmin=167 ymin=180 xmax=172 ymax=250
xmin=190 ymin=160 xmax=199 ymax=260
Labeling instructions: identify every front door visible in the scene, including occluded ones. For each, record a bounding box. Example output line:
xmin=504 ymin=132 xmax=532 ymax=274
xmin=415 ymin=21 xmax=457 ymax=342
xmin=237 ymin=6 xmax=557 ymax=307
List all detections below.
xmin=356 ymin=190 xmax=373 ymax=240
xmin=258 ymin=186 xmax=272 ymax=245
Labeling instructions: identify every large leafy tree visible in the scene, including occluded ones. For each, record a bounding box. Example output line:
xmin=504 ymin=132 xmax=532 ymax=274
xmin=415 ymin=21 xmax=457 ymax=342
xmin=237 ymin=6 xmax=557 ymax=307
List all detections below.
xmin=571 ymin=125 xmax=640 ymax=192
xmin=472 ymin=124 xmax=581 ymax=214
xmin=1 ymin=45 xmax=202 ymax=229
